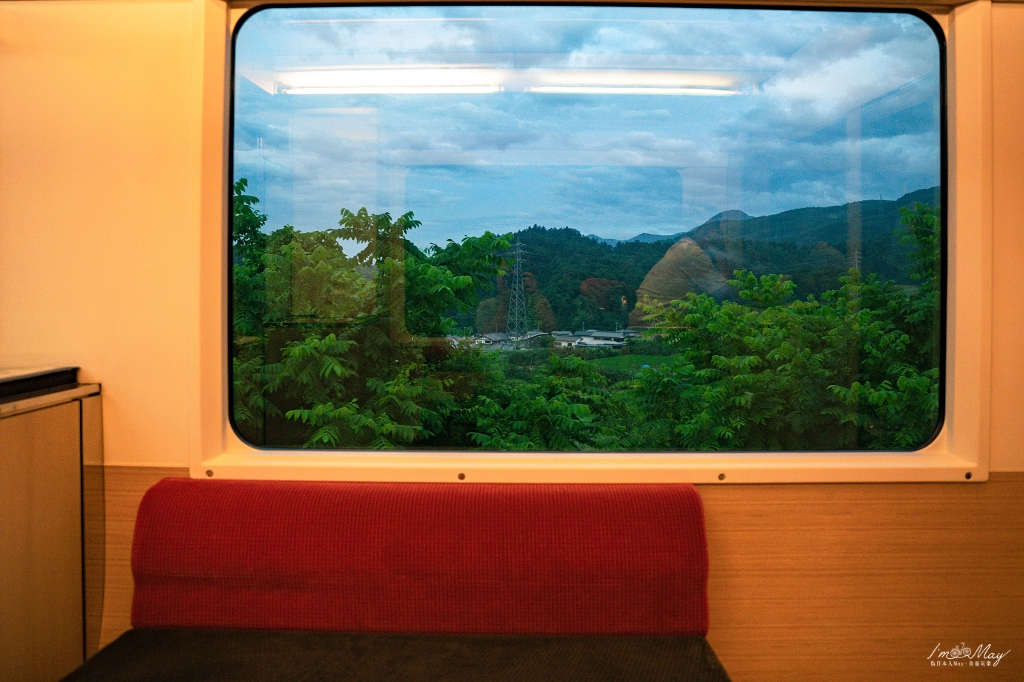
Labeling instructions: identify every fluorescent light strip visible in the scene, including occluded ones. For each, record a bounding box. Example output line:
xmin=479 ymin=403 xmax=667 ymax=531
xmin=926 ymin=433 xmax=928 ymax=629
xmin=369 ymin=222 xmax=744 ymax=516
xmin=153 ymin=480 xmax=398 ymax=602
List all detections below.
xmin=282 ymin=84 xmax=738 ymax=96
xmin=282 ymin=86 xmax=503 ymax=95
xmin=260 ymin=67 xmax=747 ymax=96
xmin=278 ymin=67 xmax=504 ymax=94
xmin=525 ymin=86 xmax=739 ymax=95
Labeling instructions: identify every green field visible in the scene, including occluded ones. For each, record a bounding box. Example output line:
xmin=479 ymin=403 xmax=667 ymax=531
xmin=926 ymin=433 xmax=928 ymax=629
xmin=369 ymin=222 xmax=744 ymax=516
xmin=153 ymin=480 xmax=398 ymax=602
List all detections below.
xmin=587 ymin=354 xmax=679 ymax=371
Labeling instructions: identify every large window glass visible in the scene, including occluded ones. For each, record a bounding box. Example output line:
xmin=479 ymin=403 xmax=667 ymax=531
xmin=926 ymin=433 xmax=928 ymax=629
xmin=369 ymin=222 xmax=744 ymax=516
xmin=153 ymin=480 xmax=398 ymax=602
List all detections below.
xmin=230 ymin=5 xmax=943 ymax=452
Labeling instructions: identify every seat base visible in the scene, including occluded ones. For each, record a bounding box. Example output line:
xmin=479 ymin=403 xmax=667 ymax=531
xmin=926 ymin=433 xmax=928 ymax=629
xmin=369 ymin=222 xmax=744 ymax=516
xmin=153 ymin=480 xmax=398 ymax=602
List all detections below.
xmin=64 ymin=628 xmax=731 ymax=682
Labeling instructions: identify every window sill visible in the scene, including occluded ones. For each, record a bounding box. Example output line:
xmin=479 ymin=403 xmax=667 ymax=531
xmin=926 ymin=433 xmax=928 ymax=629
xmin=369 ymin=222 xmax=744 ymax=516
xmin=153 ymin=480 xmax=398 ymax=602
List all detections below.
xmin=196 ymin=424 xmax=982 ymax=483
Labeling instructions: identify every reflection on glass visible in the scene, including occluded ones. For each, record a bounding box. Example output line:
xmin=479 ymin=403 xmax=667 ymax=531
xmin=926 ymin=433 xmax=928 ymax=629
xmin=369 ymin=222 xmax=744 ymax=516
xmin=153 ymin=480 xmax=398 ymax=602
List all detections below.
xmin=231 ymin=6 xmax=943 ymax=451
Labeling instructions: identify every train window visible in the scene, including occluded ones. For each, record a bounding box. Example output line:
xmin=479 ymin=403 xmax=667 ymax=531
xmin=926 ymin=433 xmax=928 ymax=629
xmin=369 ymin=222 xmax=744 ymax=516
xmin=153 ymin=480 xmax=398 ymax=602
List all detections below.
xmin=230 ymin=5 xmax=943 ymax=453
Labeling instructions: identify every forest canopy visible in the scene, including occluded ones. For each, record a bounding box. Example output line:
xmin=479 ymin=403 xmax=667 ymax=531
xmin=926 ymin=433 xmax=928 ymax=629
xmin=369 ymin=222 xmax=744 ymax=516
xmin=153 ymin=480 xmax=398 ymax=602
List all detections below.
xmin=231 ymin=178 xmax=942 ymax=452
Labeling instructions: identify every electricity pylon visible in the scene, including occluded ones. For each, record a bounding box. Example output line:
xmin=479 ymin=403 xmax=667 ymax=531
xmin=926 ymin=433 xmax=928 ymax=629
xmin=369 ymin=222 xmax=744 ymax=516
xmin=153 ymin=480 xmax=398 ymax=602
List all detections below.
xmin=505 ymin=239 xmax=528 ymax=350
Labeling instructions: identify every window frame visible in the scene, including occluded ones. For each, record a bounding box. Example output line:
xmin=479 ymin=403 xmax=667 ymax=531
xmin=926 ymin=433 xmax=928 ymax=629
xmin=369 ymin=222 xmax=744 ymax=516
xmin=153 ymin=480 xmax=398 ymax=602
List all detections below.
xmin=195 ymin=1 xmax=991 ymax=484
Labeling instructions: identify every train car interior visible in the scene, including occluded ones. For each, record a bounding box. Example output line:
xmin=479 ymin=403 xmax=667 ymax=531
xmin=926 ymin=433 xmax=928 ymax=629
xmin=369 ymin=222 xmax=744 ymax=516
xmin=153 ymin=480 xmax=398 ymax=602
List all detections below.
xmin=1 ymin=0 xmax=1021 ymax=680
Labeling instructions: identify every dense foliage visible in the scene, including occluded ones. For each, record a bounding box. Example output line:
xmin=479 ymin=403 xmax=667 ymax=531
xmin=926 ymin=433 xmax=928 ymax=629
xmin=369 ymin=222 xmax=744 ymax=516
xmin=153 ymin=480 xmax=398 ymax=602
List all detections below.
xmin=232 ymin=177 xmax=941 ymax=451
xmin=476 ymin=199 xmax=925 ymax=333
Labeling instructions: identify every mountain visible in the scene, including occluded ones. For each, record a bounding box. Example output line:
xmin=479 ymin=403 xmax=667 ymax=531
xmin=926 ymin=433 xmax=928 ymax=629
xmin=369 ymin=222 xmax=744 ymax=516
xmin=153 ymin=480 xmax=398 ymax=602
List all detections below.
xmin=703 ymin=210 xmax=754 ymax=224
xmin=485 ymin=187 xmax=941 ymax=332
xmin=626 ymin=232 xmax=686 ymax=244
xmin=588 ymin=230 xmax=687 ymax=246
xmin=514 ymin=226 xmax=678 ymax=331
xmin=624 ymin=210 xmax=752 ymax=243
xmin=686 ymin=188 xmax=939 ymax=246
xmin=588 ymin=189 xmax=938 ymax=249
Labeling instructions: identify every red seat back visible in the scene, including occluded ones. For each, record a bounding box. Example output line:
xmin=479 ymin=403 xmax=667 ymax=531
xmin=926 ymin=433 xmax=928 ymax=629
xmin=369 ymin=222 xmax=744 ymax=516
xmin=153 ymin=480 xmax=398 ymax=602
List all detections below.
xmin=132 ymin=479 xmax=709 ymax=636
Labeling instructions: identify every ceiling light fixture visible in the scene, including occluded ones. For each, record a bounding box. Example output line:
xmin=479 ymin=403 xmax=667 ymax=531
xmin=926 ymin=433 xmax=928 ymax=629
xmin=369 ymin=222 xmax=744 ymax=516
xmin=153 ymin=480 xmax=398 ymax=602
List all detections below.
xmin=242 ymin=65 xmax=751 ymax=96
xmin=525 ymin=86 xmax=739 ymax=95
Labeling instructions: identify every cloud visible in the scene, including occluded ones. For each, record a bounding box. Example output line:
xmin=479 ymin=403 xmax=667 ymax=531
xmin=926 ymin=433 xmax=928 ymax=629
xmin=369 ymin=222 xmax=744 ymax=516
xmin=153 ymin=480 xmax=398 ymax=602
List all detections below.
xmin=233 ymin=7 xmax=941 ymax=245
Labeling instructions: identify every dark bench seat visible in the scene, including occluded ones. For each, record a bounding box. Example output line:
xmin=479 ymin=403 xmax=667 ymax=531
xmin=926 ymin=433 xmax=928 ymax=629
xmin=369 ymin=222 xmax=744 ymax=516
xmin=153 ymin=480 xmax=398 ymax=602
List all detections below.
xmin=64 ymin=629 xmax=730 ymax=681
xmin=63 ymin=479 xmax=730 ymax=681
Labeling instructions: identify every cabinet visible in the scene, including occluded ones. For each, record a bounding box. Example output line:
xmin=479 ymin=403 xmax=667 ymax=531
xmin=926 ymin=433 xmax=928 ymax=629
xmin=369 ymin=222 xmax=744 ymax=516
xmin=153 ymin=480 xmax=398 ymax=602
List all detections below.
xmin=0 ymin=373 xmax=102 ymax=682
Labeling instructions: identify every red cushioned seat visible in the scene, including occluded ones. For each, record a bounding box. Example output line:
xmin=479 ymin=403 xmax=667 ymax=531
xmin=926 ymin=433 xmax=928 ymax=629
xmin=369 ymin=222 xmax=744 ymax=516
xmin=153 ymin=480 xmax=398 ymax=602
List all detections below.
xmin=131 ymin=480 xmax=710 ymax=637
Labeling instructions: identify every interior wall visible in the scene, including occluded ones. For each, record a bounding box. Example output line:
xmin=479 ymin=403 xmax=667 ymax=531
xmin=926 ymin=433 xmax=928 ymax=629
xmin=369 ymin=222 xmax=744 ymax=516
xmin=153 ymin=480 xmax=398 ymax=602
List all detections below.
xmin=701 ymin=472 xmax=1024 ymax=681
xmin=0 ymin=0 xmax=202 ymax=468
xmin=988 ymin=1 xmax=1024 ymax=472
xmin=1 ymin=2 xmax=1021 ymax=678
xmin=1 ymin=0 xmax=1021 ymax=470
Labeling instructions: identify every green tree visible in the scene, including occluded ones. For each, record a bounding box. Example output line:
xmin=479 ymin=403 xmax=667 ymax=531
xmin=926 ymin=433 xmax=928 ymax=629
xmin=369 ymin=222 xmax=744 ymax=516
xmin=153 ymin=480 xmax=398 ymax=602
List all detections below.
xmin=628 ymin=204 xmax=941 ymax=451
xmin=235 ymin=200 xmax=514 ymax=449
xmin=231 ymin=173 xmax=942 ymax=453
xmin=469 ymin=355 xmax=610 ymax=450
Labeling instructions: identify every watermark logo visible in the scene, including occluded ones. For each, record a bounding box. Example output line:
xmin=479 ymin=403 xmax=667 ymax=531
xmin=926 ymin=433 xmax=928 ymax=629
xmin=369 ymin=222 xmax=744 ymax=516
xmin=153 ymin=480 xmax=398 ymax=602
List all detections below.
xmin=928 ymin=643 xmax=1010 ymax=668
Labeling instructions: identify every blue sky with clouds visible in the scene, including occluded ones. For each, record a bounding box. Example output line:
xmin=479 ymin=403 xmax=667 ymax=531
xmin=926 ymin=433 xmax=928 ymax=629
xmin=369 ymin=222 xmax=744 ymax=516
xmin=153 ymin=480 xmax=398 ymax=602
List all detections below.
xmin=233 ymin=6 xmax=941 ymax=248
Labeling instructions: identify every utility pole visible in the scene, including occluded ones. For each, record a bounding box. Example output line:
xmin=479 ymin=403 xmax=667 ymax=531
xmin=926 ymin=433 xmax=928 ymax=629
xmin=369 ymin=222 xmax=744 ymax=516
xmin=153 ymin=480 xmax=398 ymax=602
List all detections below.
xmin=505 ymin=239 xmax=528 ymax=350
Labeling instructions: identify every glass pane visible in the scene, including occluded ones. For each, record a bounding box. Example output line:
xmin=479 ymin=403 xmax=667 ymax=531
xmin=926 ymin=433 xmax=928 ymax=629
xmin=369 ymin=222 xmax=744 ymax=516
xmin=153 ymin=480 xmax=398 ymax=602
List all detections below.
xmin=231 ymin=6 xmax=943 ymax=451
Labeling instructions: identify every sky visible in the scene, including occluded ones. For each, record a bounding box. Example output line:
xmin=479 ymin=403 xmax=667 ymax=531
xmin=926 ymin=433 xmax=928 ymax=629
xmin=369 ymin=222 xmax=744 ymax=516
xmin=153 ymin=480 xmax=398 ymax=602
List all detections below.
xmin=233 ymin=6 xmax=942 ymax=249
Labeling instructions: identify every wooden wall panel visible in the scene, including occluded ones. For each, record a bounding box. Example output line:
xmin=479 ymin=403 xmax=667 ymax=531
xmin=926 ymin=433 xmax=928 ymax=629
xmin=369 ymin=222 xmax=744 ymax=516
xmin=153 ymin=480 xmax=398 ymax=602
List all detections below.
xmin=98 ymin=469 xmax=1023 ymax=680
xmin=98 ymin=466 xmax=188 ymax=648
xmin=702 ymin=475 xmax=1024 ymax=681
xmin=82 ymin=395 xmax=106 ymax=659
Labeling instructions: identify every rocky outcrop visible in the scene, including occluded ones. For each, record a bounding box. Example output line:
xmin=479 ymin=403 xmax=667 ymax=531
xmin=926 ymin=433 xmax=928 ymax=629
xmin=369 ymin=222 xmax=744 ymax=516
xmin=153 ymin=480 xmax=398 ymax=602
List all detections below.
xmin=629 ymin=237 xmax=728 ymax=326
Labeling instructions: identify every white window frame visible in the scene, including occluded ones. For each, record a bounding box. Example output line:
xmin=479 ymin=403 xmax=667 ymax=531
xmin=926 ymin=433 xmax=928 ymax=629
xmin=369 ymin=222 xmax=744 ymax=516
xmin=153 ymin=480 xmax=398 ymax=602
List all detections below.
xmin=193 ymin=2 xmax=992 ymax=484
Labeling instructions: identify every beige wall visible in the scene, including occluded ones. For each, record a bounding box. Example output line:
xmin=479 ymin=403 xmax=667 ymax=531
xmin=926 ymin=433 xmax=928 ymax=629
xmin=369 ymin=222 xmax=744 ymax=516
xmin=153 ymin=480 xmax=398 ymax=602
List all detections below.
xmin=988 ymin=2 xmax=1024 ymax=472
xmin=0 ymin=0 xmax=203 ymax=467
xmin=0 ymin=0 xmax=1022 ymax=471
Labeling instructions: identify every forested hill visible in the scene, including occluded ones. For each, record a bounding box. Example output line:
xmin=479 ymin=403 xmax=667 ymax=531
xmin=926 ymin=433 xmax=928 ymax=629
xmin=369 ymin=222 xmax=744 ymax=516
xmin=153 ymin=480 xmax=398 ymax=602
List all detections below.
xmin=509 ymin=226 xmax=671 ymax=331
xmin=503 ymin=187 xmax=940 ymax=332
xmin=687 ymin=187 xmax=940 ymax=245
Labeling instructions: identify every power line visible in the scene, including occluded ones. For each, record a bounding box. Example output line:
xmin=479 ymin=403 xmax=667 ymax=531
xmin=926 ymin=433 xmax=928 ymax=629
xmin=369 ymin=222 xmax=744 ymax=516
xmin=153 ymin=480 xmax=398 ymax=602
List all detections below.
xmin=505 ymin=239 xmax=528 ymax=350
